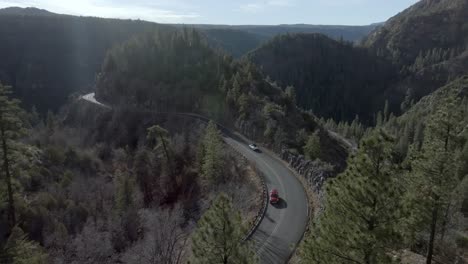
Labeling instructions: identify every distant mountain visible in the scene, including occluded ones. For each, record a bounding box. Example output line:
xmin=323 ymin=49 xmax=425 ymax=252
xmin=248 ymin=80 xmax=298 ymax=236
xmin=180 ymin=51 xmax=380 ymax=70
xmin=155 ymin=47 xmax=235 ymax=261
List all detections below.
xmin=187 ymin=23 xmax=379 ymax=42
xmin=363 ymin=0 xmax=468 ymax=106
xmin=0 ymin=7 xmax=55 ymax=16
xmin=247 ymin=33 xmax=399 ymax=122
xmin=175 ymin=23 xmax=381 ymax=57
xmin=234 ymin=24 xmax=380 ymax=42
xmin=202 ymin=28 xmax=268 ymax=58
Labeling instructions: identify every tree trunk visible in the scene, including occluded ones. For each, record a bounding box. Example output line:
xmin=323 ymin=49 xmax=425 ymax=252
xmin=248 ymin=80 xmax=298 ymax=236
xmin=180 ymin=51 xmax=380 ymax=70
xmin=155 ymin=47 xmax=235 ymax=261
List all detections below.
xmin=440 ymin=202 xmax=451 ymax=243
xmin=426 ymin=204 xmax=439 ymax=264
xmin=1 ymin=124 xmax=16 ymax=229
xmin=160 ymin=134 xmax=170 ymax=164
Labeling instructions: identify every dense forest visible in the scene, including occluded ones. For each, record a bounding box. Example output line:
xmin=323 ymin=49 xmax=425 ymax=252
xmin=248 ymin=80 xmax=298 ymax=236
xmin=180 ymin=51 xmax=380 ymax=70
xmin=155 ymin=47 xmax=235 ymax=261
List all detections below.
xmin=0 ymin=83 xmax=262 ymax=263
xmin=95 ymin=28 xmax=348 ymax=169
xmin=247 ymin=0 xmax=468 ymax=124
xmin=300 ymin=76 xmax=468 ymax=263
xmin=247 ymin=33 xmax=399 ymax=122
xmin=363 ymin=0 xmax=468 ymax=107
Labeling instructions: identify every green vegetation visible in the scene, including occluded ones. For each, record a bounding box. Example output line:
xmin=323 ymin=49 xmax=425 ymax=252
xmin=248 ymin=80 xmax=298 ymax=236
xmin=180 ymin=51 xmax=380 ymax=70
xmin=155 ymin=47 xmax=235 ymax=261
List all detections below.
xmin=1 ymin=226 xmax=48 ymax=264
xmin=363 ymin=0 xmax=468 ymax=106
xmin=0 ymin=87 xmax=262 ymax=263
xmin=198 ymin=121 xmax=225 ymax=184
xmin=301 ymin=77 xmax=468 ymax=263
xmin=0 ymin=84 xmax=25 ymax=231
xmin=304 ymin=131 xmax=321 ymax=160
xmin=247 ymin=33 xmax=398 ymax=122
xmin=191 ymin=194 xmax=257 ymax=264
xmin=95 ymin=28 xmax=349 ymax=167
xmin=303 ymin=130 xmax=402 ymax=263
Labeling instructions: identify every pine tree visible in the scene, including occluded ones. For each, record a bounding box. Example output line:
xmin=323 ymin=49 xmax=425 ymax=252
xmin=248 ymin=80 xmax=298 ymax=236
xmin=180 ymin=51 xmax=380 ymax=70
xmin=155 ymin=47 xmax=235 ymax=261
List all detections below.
xmin=147 ymin=125 xmax=171 ymax=164
xmin=0 ymin=84 xmax=25 ymax=231
xmin=304 ymin=131 xmax=321 ymax=160
xmin=0 ymin=226 xmax=48 ymax=264
xmin=114 ymin=169 xmax=135 ymax=213
xmin=200 ymin=121 xmax=225 ymax=184
xmin=383 ymin=100 xmax=389 ymax=123
xmin=405 ymin=94 xmax=464 ymax=264
xmin=191 ymin=194 xmax=257 ymax=264
xmin=302 ymin=130 xmax=403 ymax=264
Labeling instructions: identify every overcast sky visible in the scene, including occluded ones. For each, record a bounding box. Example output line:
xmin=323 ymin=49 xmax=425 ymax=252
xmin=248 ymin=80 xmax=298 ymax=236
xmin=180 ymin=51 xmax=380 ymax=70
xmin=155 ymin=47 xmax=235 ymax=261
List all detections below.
xmin=0 ymin=0 xmax=420 ymax=25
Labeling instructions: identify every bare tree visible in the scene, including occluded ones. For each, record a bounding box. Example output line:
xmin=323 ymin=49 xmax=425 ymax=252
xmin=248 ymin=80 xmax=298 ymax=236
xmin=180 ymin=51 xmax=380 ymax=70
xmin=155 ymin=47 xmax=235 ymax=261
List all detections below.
xmin=122 ymin=206 xmax=189 ymax=264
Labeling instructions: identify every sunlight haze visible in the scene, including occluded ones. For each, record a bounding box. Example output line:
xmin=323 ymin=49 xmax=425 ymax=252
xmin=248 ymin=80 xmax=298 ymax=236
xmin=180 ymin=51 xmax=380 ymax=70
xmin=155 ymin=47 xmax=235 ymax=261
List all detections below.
xmin=0 ymin=0 xmax=419 ymax=24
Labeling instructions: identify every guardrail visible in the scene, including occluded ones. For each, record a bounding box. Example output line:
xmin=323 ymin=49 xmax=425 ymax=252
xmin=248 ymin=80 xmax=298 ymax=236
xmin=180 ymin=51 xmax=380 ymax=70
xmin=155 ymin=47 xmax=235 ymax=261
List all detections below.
xmin=242 ymin=164 xmax=268 ymax=241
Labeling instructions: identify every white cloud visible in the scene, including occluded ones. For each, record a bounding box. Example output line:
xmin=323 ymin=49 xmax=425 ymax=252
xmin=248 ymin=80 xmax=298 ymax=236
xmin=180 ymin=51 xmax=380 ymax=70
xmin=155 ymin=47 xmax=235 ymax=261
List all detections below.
xmin=267 ymin=0 xmax=293 ymax=7
xmin=238 ymin=0 xmax=293 ymax=14
xmin=239 ymin=3 xmax=263 ymax=13
xmin=0 ymin=0 xmax=200 ymax=23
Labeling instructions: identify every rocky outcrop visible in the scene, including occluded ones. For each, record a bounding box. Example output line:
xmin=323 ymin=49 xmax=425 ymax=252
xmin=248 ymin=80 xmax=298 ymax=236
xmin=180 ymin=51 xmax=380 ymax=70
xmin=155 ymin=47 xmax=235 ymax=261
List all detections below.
xmin=280 ymin=149 xmax=335 ymax=192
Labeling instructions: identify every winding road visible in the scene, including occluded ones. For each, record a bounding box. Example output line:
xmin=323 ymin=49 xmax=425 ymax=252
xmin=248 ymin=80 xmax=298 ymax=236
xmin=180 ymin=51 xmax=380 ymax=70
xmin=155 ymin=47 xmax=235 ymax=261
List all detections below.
xmin=81 ymin=93 xmax=309 ymax=264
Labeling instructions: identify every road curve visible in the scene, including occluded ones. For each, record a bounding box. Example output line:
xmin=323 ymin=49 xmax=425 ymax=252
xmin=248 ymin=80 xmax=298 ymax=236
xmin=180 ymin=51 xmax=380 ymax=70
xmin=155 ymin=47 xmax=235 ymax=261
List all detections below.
xmin=81 ymin=93 xmax=309 ymax=264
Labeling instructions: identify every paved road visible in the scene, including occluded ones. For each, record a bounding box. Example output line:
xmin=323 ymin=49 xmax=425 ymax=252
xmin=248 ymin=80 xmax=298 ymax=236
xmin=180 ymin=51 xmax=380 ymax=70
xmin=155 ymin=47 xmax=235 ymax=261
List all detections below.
xmin=81 ymin=93 xmax=309 ymax=264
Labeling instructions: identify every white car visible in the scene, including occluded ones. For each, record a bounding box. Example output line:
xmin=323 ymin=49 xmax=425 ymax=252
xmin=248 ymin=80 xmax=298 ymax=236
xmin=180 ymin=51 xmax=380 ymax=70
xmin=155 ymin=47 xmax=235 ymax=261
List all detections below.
xmin=248 ymin=143 xmax=260 ymax=152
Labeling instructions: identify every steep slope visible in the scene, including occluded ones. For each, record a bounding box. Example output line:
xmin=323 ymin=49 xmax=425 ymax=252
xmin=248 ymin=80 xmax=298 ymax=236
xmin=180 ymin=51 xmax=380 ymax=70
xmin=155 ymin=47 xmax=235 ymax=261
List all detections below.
xmin=0 ymin=8 xmax=169 ymax=113
xmin=363 ymin=0 xmax=468 ymax=105
xmin=247 ymin=33 xmax=399 ymax=122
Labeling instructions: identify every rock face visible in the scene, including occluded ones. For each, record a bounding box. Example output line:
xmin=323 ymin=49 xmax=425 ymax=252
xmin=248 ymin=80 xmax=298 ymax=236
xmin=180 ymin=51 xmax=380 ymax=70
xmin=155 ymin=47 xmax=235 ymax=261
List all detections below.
xmin=280 ymin=149 xmax=335 ymax=192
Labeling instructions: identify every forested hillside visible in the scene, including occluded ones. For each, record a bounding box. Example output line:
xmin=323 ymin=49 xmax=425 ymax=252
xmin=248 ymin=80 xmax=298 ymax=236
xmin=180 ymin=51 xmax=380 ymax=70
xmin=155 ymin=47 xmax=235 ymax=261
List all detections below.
xmin=0 ymin=82 xmax=262 ymax=263
xmin=187 ymin=23 xmax=380 ymax=58
xmin=363 ymin=0 xmax=468 ymax=106
xmin=247 ymin=33 xmax=399 ymax=122
xmin=300 ymin=76 xmax=468 ymax=264
xmin=0 ymin=10 xmax=168 ymax=113
xmin=95 ymin=28 xmax=348 ymax=169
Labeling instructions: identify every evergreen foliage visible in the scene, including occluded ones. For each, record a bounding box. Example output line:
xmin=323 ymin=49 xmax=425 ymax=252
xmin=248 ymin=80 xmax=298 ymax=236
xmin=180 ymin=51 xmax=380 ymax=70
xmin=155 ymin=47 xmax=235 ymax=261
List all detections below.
xmin=247 ymin=33 xmax=399 ymax=122
xmin=0 ymin=226 xmax=48 ymax=264
xmin=191 ymin=194 xmax=257 ymax=264
xmin=304 ymin=131 xmax=321 ymax=160
xmin=114 ymin=169 xmax=135 ymax=213
xmin=0 ymin=84 xmax=26 ymax=231
xmin=303 ymin=130 xmax=403 ymax=264
xmin=198 ymin=121 xmax=225 ymax=184
xmin=404 ymin=92 xmax=465 ymax=263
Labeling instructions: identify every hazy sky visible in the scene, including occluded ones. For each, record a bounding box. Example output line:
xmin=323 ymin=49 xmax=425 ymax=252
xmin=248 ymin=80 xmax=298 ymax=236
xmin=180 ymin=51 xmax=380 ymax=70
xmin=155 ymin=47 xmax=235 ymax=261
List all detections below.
xmin=0 ymin=0 xmax=420 ymax=25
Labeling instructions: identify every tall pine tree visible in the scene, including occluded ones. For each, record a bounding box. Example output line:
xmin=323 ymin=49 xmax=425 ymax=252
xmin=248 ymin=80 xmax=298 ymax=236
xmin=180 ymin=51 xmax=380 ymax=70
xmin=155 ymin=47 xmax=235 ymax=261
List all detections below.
xmin=304 ymin=131 xmax=321 ymax=160
xmin=198 ymin=121 xmax=225 ymax=184
xmin=302 ymin=130 xmax=403 ymax=264
xmin=0 ymin=84 xmax=25 ymax=231
xmin=191 ymin=194 xmax=257 ymax=264
xmin=405 ymin=93 xmax=464 ymax=264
